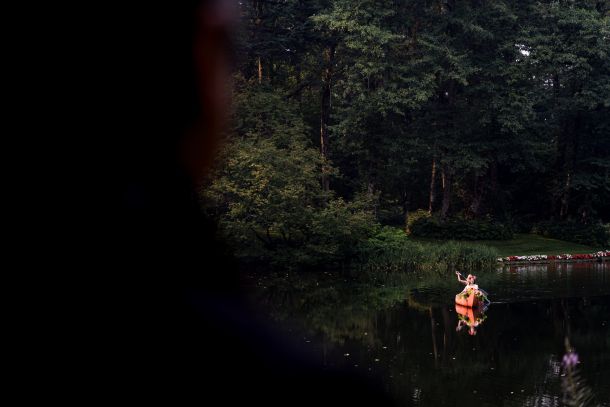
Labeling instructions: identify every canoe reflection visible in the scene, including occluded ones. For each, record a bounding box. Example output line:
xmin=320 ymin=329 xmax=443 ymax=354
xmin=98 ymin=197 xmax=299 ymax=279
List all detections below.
xmin=455 ymin=304 xmax=488 ymax=335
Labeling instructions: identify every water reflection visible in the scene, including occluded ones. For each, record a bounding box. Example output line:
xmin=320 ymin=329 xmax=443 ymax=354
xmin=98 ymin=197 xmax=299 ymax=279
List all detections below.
xmin=455 ymin=304 xmax=488 ymax=336
xmin=249 ymin=262 xmax=610 ymax=406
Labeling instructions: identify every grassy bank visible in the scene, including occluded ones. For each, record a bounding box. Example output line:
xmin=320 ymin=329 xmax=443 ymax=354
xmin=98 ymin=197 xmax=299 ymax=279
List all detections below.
xmin=357 ymin=228 xmax=499 ymax=279
xmin=412 ymin=233 xmax=602 ymax=257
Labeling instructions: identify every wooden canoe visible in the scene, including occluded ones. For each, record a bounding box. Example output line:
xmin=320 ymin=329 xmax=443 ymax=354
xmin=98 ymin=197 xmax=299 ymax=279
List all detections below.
xmin=455 ymin=304 xmax=476 ymax=325
xmin=455 ymin=289 xmax=480 ymax=308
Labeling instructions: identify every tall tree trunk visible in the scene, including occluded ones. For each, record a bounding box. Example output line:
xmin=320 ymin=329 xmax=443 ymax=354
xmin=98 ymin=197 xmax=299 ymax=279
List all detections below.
xmin=488 ymin=159 xmax=499 ymax=215
xmin=402 ymin=189 xmax=410 ymax=231
xmin=550 ymin=128 xmax=563 ymax=220
xmin=320 ymin=83 xmax=330 ymax=191
xmin=295 ymin=63 xmax=302 ymax=105
xmin=470 ymin=183 xmax=482 ymax=218
xmin=253 ymin=0 xmax=264 ymax=84
xmin=559 ymin=171 xmax=571 ymax=220
xmin=469 ymin=171 xmax=486 ymax=218
xmin=367 ymin=179 xmax=375 ymax=195
xmin=489 ymin=160 xmax=498 ymax=197
xmin=257 ymin=57 xmax=262 ymax=84
xmin=441 ymin=164 xmax=453 ymax=220
xmin=559 ymin=115 xmax=581 ymax=220
xmin=428 ymin=157 xmax=437 ymax=213
xmin=579 ymin=194 xmax=592 ymax=224
xmin=367 ymin=179 xmax=378 ymax=218
xmin=366 ymin=160 xmax=378 ymax=216
xmin=320 ymin=45 xmax=335 ymax=191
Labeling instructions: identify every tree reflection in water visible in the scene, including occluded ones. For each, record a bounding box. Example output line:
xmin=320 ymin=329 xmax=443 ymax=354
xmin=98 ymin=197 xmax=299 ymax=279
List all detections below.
xmin=247 ymin=263 xmax=610 ymax=406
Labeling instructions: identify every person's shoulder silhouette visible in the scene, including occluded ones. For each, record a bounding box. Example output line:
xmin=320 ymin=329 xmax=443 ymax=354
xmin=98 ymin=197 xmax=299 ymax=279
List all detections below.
xmin=108 ymin=2 xmax=396 ymax=405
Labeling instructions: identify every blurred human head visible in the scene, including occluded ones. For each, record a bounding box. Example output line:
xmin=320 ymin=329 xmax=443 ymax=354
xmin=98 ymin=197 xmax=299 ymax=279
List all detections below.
xmin=170 ymin=0 xmax=237 ymax=181
xmin=118 ymin=0 xmax=240 ymax=288
xmin=185 ymin=0 xmax=237 ymax=180
xmin=124 ymin=1 xmax=237 ymax=186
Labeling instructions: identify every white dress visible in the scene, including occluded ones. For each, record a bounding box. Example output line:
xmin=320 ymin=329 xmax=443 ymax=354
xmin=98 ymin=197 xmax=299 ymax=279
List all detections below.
xmin=461 ymin=283 xmax=478 ymax=293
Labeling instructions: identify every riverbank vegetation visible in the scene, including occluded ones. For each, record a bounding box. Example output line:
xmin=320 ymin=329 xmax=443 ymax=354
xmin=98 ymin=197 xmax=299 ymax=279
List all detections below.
xmin=358 ymin=228 xmax=498 ymax=274
xmin=202 ymin=0 xmax=610 ymax=273
xmin=412 ymin=233 xmax=603 ymax=257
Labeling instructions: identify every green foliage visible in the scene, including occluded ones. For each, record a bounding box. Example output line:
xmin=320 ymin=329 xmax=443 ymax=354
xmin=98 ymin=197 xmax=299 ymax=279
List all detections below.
xmin=358 ymin=227 xmax=499 ymax=275
xmin=406 ymin=209 xmax=431 ymax=234
xmin=451 ymin=233 xmax=599 ymax=257
xmin=203 ymin=87 xmax=378 ymax=271
xmin=206 ymin=0 xmax=610 ymax=273
xmin=231 ymin=75 xmax=309 ymax=147
xmin=410 ymin=217 xmax=513 ymax=240
xmin=362 ymin=226 xmax=410 ymax=254
xmin=533 ymin=221 xmax=610 ymax=247
xmin=429 ymin=241 xmax=500 ymax=272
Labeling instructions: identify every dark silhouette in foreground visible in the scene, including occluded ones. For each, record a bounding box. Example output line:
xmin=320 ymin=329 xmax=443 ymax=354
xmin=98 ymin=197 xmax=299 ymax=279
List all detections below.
xmin=111 ymin=1 xmax=396 ymax=405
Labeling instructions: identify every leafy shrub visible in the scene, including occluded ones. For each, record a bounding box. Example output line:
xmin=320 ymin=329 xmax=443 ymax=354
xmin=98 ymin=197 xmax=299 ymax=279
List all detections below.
xmin=406 ymin=209 xmax=431 ymax=233
xmin=504 ymin=214 xmax=536 ymax=234
xmin=358 ymin=227 xmax=424 ymax=273
xmin=202 ymin=86 xmax=379 ymax=271
xmin=409 ymin=216 xmax=513 ymax=240
xmin=358 ymin=227 xmax=499 ymax=275
xmin=204 ymin=137 xmax=378 ymax=270
xmin=377 ymin=205 xmax=406 ymax=227
xmin=533 ymin=221 xmax=609 ymax=247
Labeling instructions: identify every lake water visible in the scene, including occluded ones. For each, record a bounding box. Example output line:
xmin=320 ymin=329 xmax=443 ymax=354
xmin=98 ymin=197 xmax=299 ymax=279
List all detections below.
xmin=250 ymin=262 xmax=610 ymax=406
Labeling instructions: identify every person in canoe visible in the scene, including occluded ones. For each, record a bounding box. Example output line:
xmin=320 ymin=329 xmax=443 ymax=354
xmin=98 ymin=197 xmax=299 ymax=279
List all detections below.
xmin=455 ymin=271 xmax=490 ymax=307
xmin=455 ymin=271 xmax=478 ymax=291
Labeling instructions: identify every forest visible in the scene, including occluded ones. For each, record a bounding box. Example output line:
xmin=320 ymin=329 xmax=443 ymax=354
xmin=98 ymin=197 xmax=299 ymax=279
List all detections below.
xmin=201 ymin=0 xmax=610 ymax=271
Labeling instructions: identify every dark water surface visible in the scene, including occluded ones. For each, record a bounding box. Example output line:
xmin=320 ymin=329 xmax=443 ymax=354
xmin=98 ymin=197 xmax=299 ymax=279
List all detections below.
xmin=250 ymin=262 xmax=610 ymax=406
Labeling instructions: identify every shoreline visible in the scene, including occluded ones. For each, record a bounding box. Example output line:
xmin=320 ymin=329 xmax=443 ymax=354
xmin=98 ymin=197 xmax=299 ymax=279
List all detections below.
xmin=497 ymin=250 xmax=609 ymax=265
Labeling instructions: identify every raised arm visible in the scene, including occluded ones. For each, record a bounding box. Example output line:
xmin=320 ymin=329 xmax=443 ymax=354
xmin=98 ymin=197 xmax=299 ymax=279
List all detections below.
xmin=455 ymin=271 xmax=467 ymax=284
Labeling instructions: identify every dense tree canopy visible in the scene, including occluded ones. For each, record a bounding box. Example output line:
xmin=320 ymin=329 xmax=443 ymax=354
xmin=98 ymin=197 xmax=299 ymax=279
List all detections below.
xmin=202 ymin=0 xmax=610 ymax=269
